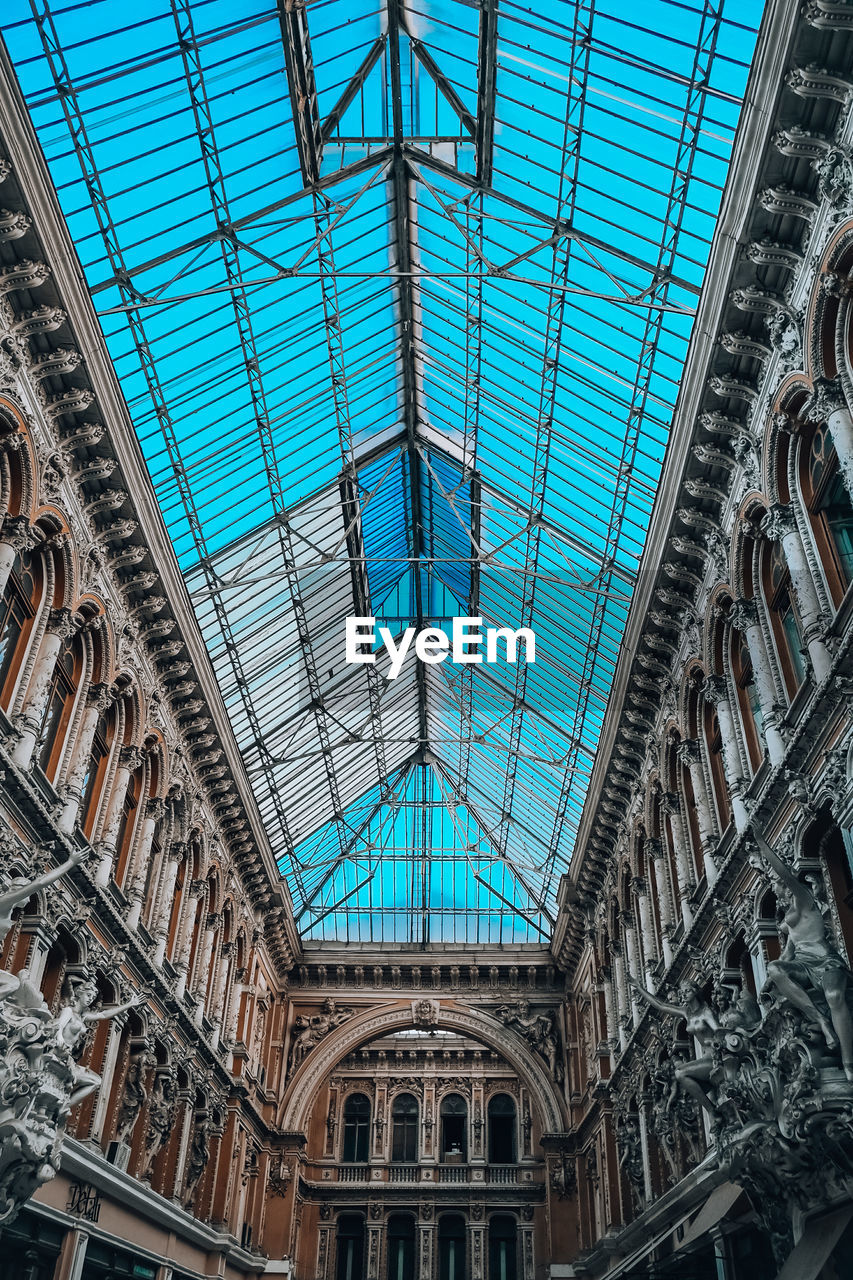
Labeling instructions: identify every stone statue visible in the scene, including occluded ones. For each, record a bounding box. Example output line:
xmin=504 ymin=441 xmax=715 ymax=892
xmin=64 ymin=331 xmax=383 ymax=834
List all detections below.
xmin=287 ymin=999 xmax=354 ymax=1073
xmin=183 ymin=1110 xmax=216 ymax=1208
xmin=497 ymin=1000 xmax=564 ymax=1082
xmin=0 ymin=957 xmax=144 ymax=1224
xmin=616 ymin=1115 xmax=645 ymax=1210
xmin=139 ymin=1069 xmax=177 ymax=1180
xmin=116 ymin=1043 xmax=156 ymax=1146
xmin=750 ymin=827 xmax=853 ymax=1080
xmin=0 ymin=845 xmax=87 ymax=942
xmin=628 ymin=975 xmax=721 ymax=1115
xmin=55 ymin=977 xmax=146 ymax=1104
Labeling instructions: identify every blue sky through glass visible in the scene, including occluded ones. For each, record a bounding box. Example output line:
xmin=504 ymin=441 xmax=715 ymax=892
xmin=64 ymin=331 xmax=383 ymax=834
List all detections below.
xmin=2 ymin=0 xmax=764 ymax=942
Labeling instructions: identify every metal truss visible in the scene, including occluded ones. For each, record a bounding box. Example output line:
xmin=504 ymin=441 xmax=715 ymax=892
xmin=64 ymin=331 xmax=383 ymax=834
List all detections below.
xmin=12 ymin=0 xmax=764 ymax=941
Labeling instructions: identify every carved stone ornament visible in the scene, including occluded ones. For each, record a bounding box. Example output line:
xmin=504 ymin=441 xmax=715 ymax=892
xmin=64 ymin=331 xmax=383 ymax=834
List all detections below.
xmin=287 ymin=998 xmax=355 ymax=1074
xmin=495 ymin=999 xmax=564 ymax=1084
xmin=0 ymin=858 xmax=142 ymax=1223
xmin=412 ymin=998 xmax=440 ymax=1027
xmin=115 ymin=1042 xmax=155 ymax=1146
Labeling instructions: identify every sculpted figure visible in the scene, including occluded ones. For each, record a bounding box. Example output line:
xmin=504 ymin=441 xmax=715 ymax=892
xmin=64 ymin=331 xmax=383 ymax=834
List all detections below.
xmin=116 ymin=1044 xmax=156 ymax=1145
xmin=0 ymin=845 xmax=87 ymax=942
xmin=629 ymin=975 xmax=720 ymax=1115
xmin=56 ymin=978 xmax=146 ymax=1106
xmin=751 ymin=828 xmax=853 ymax=1080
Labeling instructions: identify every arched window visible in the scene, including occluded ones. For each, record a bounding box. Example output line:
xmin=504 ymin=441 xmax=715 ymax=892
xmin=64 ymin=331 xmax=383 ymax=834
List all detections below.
xmin=487 ymin=1094 xmax=516 ymax=1164
xmin=801 ymin=422 xmax=853 ymax=605
xmin=335 ymin=1213 xmax=365 ymax=1280
xmin=438 ymin=1214 xmax=466 ymax=1280
xmin=391 ymin=1093 xmax=418 ymax=1163
xmin=440 ymin=1093 xmax=468 ymax=1162
xmin=0 ymin=551 xmax=38 ymax=709
xmin=730 ymin=629 xmax=762 ymax=773
xmin=38 ymin=636 xmax=81 ymax=780
xmin=488 ymin=1215 xmax=517 ymax=1280
xmin=762 ymin=539 xmax=806 ymax=696
xmin=342 ymin=1093 xmax=371 ymax=1163
xmin=386 ymin=1214 xmax=416 ymax=1280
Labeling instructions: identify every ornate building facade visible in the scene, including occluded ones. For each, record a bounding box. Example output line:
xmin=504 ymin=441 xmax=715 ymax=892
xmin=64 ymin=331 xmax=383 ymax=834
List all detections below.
xmin=0 ymin=2 xmax=853 ymax=1280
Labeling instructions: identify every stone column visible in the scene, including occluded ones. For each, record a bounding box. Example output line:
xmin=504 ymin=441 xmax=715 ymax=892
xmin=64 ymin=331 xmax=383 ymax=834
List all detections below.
xmin=469 ymin=1222 xmax=486 ymax=1280
xmin=126 ymin=798 xmax=165 ymax=930
xmin=703 ymin=676 xmax=749 ymax=832
xmin=811 ymin=375 xmax=853 ymax=499
xmin=56 ymin=683 xmax=115 ymax=834
xmin=90 ymin=1012 xmax=130 ymax=1142
xmin=729 ymin=598 xmax=786 ymax=765
xmin=601 ymin=967 xmax=618 ymax=1049
xmin=675 ymin=739 xmax=719 ymax=884
xmin=174 ymin=880 xmax=205 ymax=1001
xmin=191 ymin=912 xmax=219 ymax=1022
xmin=422 ymin=1080 xmax=436 ymax=1164
xmin=209 ymin=941 xmax=234 ymax=1052
xmin=621 ymin=913 xmax=641 ymax=1023
xmin=646 ymin=839 xmax=675 ymax=967
xmin=0 ymin=515 xmax=37 ymax=599
xmin=521 ymin=1223 xmax=535 ymax=1280
xmin=10 ymin=606 xmax=77 ymax=769
xmin=610 ymin=940 xmax=629 ymax=1050
xmin=660 ymin=791 xmax=695 ymax=927
xmin=366 ymin=1222 xmax=383 ymax=1280
xmin=152 ymin=844 xmax=184 ymax=966
xmin=761 ymin=502 xmax=831 ymax=682
xmin=470 ymin=1081 xmax=485 ymax=1163
xmin=417 ymin=1221 xmax=435 ymax=1280
xmin=316 ymin=1225 xmax=332 ymax=1280
xmin=632 ymin=877 xmax=657 ymax=985
xmin=95 ymin=746 xmax=143 ymax=886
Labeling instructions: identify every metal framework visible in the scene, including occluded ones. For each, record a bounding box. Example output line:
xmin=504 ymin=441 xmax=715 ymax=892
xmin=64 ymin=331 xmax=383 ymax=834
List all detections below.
xmin=5 ymin=0 xmax=764 ymax=942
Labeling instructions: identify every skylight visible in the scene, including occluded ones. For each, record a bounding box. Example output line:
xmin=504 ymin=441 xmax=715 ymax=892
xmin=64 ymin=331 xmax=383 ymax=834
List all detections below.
xmin=2 ymin=0 xmax=764 ymax=942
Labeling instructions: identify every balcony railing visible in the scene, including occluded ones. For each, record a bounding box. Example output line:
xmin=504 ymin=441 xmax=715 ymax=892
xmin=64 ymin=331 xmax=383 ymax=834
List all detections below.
xmin=389 ymin=1165 xmax=420 ymax=1183
xmin=487 ymin=1165 xmax=518 ymax=1184
xmin=339 ymin=1166 xmax=369 ymax=1182
xmin=438 ymin=1166 xmax=467 ymax=1183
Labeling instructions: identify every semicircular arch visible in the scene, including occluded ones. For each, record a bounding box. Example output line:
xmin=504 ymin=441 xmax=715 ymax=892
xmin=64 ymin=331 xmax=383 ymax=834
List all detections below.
xmin=278 ymin=1000 xmax=566 ymax=1135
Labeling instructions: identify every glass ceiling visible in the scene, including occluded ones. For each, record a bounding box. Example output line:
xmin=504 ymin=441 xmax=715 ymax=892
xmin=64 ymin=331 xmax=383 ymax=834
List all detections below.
xmin=2 ymin=0 xmax=763 ymax=943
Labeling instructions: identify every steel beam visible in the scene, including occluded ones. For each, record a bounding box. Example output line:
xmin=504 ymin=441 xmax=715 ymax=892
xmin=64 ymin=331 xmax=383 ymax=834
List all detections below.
xmin=277 ymin=0 xmax=323 ymax=185
xmin=476 ymin=0 xmax=498 ymax=183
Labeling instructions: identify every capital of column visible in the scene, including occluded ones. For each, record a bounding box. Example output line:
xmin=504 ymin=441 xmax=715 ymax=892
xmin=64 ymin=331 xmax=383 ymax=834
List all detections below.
xmin=760 ymin=502 xmax=797 ymax=543
xmin=47 ymin=606 xmax=77 ymax=642
xmin=87 ymin=681 xmax=116 ymax=714
xmin=809 ymin=374 xmax=848 ymax=423
xmin=702 ymin=674 xmax=729 ymax=707
xmin=0 ymin=514 xmax=37 ymax=555
xmin=631 ymin=875 xmax=648 ymax=897
xmin=729 ymin=597 xmax=758 ymax=632
xmin=675 ymin=737 xmax=701 ymax=768
xmin=119 ymin=744 xmax=144 ymax=771
xmin=645 ymin=837 xmax=664 ymax=861
xmin=659 ymin=790 xmax=681 ymax=817
xmin=147 ymin=796 xmax=166 ymax=822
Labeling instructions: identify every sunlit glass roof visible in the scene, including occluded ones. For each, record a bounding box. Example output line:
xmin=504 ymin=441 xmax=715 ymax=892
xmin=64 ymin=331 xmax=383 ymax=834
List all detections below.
xmin=2 ymin=0 xmax=764 ymax=943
